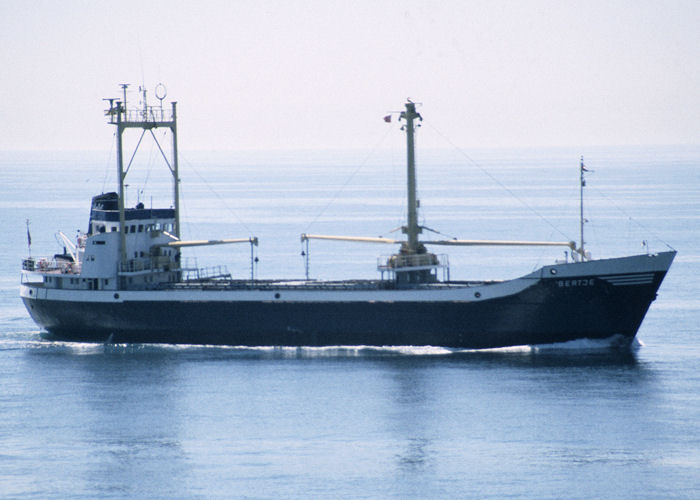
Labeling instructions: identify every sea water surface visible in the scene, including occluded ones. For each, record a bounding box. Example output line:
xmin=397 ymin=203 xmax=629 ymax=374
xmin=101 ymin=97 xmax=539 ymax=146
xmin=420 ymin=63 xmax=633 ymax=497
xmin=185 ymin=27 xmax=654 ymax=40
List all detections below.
xmin=1 ymin=145 xmax=699 ymax=498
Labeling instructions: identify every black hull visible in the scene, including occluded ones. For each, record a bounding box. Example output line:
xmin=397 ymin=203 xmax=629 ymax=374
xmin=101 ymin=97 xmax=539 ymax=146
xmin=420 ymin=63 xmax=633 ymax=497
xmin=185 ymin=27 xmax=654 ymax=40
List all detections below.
xmin=22 ymin=265 xmax=670 ymax=349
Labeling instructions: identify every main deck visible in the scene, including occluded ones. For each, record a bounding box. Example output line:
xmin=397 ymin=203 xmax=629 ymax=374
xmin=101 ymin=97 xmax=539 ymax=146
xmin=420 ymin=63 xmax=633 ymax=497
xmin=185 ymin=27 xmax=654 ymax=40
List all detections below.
xmin=167 ymin=278 xmax=495 ymax=292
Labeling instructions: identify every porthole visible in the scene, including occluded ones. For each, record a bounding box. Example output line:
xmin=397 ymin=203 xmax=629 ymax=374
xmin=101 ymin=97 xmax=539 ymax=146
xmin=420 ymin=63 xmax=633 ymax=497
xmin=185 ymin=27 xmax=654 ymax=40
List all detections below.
xmin=114 ymin=293 xmax=120 ymax=299
xmin=474 ymin=291 xmax=481 ymax=298
xmin=29 ymin=289 xmax=33 ymax=295
xmin=550 ymin=268 xmax=557 ymax=275
xmin=274 ymin=293 xmax=281 ymax=299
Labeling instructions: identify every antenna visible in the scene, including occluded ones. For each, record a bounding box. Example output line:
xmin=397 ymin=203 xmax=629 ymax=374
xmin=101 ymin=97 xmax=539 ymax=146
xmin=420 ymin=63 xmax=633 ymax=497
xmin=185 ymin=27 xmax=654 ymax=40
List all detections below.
xmin=155 ymin=83 xmax=167 ymax=110
xmin=140 ymin=85 xmax=148 ymax=114
xmin=120 ymin=83 xmax=129 ymax=112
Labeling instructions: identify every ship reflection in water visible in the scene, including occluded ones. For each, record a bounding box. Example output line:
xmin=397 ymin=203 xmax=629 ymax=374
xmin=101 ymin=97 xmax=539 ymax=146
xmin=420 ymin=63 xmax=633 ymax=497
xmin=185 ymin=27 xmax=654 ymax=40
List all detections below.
xmin=13 ymin=339 xmax=646 ymax=497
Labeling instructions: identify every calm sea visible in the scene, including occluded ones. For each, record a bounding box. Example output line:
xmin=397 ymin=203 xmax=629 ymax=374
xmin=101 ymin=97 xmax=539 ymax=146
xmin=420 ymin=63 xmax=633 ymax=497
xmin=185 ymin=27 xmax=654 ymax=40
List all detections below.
xmin=1 ymin=145 xmax=699 ymax=498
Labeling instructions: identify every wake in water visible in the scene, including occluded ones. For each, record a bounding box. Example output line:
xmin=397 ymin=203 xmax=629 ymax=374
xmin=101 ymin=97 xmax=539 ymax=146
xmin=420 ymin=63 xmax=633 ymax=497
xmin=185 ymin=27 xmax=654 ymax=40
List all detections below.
xmin=531 ymin=334 xmax=642 ymax=352
xmin=1 ymin=332 xmax=641 ymax=359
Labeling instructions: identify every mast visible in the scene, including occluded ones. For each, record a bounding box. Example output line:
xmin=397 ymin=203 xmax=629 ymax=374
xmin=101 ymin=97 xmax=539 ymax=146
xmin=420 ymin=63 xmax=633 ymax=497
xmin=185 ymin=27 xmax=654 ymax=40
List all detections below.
xmin=106 ymin=84 xmax=179 ymax=288
xmin=401 ymin=100 xmax=423 ymax=253
xmin=171 ymin=101 xmax=181 ymax=238
xmin=116 ymin=94 xmax=127 ymax=266
xmin=580 ymin=156 xmax=586 ymax=260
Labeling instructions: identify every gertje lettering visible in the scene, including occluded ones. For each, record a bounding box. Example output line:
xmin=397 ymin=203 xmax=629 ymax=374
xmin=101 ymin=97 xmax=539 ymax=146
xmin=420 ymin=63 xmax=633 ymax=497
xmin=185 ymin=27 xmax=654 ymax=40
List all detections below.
xmin=557 ymin=279 xmax=595 ymax=287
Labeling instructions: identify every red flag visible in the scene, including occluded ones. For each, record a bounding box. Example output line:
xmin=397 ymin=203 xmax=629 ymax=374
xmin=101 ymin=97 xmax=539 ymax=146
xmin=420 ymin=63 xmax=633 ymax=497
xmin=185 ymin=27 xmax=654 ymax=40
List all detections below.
xmin=383 ymin=115 xmax=392 ymax=123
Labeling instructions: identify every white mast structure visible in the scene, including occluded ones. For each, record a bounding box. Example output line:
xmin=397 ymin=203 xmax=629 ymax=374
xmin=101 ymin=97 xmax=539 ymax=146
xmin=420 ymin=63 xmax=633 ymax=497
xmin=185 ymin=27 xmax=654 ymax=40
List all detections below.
xmin=107 ymin=84 xmax=180 ymax=271
xmin=105 ymin=85 xmax=258 ymax=289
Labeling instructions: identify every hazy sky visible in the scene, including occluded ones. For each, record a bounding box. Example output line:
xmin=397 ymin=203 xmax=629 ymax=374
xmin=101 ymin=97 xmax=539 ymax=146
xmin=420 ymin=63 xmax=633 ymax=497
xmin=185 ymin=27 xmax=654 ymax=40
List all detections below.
xmin=1 ymin=0 xmax=698 ymax=151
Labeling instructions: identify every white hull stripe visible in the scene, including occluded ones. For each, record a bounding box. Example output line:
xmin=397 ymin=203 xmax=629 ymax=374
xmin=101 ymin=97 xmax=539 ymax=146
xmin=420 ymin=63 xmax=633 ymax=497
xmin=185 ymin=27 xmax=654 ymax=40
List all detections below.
xmin=600 ymin=273 xmax=655 ymax=286
xmin=20 ymin=278 xmax=539 ymax=303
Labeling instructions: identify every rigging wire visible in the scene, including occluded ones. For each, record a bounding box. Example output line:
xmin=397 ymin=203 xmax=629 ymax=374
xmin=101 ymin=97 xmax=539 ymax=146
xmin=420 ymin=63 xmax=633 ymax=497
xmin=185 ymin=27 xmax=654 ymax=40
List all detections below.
xmin=589 ymin=185 xmax=676 ymax=251
xmin=422 ymin=225 xmax=458 ymax=240
xmin=423 ymin=120 xmax=575 ymax=242
xmin=101 ymin=131 xmax=117 ymax=193
xmin=124 ymin=130 xmax=147 ymax=176
xmin=531 ymin=229 xmax=564 ymax=271
xmin=177 ymin=173 xmax=196 ymax=261
xmin=139 ymin=129 xmax=161 ymax=197
xmin=380 ymin=143 xmax=406 ymax=238
xmin=179 ymin=153 xmax=255 ymax=236
xmin=303 ymin=126 xmax=393 ymax=234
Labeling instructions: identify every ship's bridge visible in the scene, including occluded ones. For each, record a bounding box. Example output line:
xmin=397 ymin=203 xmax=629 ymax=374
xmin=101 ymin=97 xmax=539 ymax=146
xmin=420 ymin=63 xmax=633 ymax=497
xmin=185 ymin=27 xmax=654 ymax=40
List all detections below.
xmin=88 ymin=192 xmax=176 ymax=235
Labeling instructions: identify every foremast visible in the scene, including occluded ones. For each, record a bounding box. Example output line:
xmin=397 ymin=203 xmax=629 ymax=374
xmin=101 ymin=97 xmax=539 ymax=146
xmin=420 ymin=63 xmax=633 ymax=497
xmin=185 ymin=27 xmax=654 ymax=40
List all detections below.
xmin=300 ymin=99 xmax=577 ymax=286
xmin=394 ymin=100 xmax=441 ymax=285
xmin=401 ymin=100 xmax=423 ymax=254
xmin=578 ymin=156 xmax=590 ymax=261
xmin=303 ymin=101 xmax=445 ymax=286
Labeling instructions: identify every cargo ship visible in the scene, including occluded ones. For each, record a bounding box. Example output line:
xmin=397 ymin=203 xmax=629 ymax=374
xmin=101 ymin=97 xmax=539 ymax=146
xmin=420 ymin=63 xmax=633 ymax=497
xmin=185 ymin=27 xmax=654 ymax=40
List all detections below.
xmin=20 ymin=86 xmax=675 ymax=348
